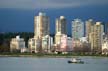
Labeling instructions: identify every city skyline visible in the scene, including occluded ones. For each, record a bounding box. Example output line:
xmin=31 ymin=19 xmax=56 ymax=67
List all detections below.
xmin=9 ymin=12 xmax=107 ymax=54
xmin=0 ymin=0 xmax=108 ymax=35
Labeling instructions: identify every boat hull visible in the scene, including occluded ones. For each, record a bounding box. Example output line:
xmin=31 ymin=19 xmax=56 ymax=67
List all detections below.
xmin=68 ymin=60 xmax=84 ymax=64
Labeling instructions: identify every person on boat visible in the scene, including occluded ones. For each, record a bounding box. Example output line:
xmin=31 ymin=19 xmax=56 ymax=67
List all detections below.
xmin=72 ymin=58 xmax=77 ymax=62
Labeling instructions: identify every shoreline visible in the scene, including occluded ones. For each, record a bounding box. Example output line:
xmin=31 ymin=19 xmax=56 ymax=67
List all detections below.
xmin=0 ymin=54 xmax=108 ymax=58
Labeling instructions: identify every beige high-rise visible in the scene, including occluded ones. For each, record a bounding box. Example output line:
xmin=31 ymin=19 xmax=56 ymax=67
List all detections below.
xmin=85 ymin=19 xmax=94 ymax=42
xmin=34 ymin=12 xmax=50 ymax=39
xmin=89 ymin=22 xmax=104 ymax=52
xmin=55 ymin=16 xmax=67 ymax=34
xmin=55 ymin=16 xmax=67 ymax=44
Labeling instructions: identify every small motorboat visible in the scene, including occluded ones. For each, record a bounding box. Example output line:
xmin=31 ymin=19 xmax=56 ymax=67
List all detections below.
xmin=68 ymin=58 xmax=84 ymax=64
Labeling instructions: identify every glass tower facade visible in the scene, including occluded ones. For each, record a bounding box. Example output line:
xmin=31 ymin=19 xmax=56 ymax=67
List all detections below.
xmin=72 ymin=19 xmax=84 ymax=40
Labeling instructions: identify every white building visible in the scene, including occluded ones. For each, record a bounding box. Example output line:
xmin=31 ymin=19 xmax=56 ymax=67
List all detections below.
xmin=79 ymin=37 xmax=88 ymax=43
xmin=102 ymin=38 xmax=108 ymax=55
xmin=72 ymin=19 xmax=84 ymax=40
xmin=10 ymin=36 xmax=25 ymax=52
xmin=42 ymin=35 xmax=53 ymax=53
xmin=21 ymin=48 xmax=28 ymax=53
xmin=28 ymin=37 xmax=41 ymax=53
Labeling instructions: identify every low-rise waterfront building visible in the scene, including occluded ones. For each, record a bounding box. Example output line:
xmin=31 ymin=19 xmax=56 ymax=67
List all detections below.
xmin=54 ymin=34 xmax=73 ymax=54
xmin=60 ymin=34 xmax=67 ymax=52
xmin=10 ymin=36 xmax=25 ymax=52
xmin=28 ymin=37 xmax=41 ymax=53
xmin=72 ymin=39 xmax=83 ymax=52
xmin=21 ymin=48 xmax=29 ymax=53
xmin=67 ymin=37 xmax=72 ymax=52
xmin=42 ymin=35 xmax=53 ymax=53
xmin=102 ymin=38 xmax=108 ymax=55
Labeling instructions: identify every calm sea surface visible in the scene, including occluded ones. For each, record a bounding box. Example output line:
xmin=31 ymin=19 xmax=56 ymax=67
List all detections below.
xmin=0 ymin=56 xmax=108 ymax=71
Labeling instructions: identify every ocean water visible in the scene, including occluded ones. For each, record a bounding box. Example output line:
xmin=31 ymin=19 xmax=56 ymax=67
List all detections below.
xmin=0 ymin=56 xmax=108 ymax=71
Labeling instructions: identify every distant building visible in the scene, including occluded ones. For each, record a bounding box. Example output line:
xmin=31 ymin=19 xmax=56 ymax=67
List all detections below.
xmin=72 ymin=40 xmax=82 ymax=49
xmin=54 ymin=34 xmax=72 ymax=54
xmin=34 ymin=12 xmax=50 ymax=39
xmin=55 ymin=16 xmax=67 ymax=44
xmin=55 ymin=16 xmax=67 ymax=34
xmin=33 ymin=12 xmax=50 ymax=53
xmin=72 ymin=19 xmax=84 ymax=40
xmin=72 ymin=37 xmax=91 ymax=52
xmin=56 ymin=34 xmax=90 ymax=53
xmin=89 ymin=22 xmax=104 ymax=52
xmin=28 ymin=37 xmax=41 ymax=53
xmin=85 ymin=19 xmax=94 ymax=42
xmin=10 ymin=36 xmax=25 ymax=52
xmin=80 ymin=37 xmax=91 ymax=52
xmin=79 ymin=37 xmax=88 ymax=43
xmin=55 ymin=32 xmax=62 ymax=45
xmin=102 ymin=22 xmax=108 ymax=34
xmin=60 ymin=34 xmax=67 ymax=52
xmin=42 ymin=35 xmax=53 ymax=53
xmin=102 ymin=37 xmax=108 ymax=55
xmin=20 ymin=48 xmax=28 ymax=53
xmin=67 ymin=37 xmax=72 ymax=52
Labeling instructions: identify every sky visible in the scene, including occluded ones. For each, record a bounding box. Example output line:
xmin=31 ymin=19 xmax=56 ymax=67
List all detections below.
xmin=0 ymin=0 xmax=108 ymax=35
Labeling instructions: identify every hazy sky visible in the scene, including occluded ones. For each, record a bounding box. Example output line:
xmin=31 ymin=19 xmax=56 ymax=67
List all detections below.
xmin=0 ymin=0 xmax=108 ymax=34
xmin=0 ymin=0 xmax=108 ymax=9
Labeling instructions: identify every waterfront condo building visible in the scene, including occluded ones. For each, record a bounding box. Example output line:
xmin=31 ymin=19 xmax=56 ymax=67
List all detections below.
xmin=28 ymin=37 xmax=41 ymax=53
xmin=85 ymin=19 xmax=95 ymax=42
xmin=10 ymin=36 xmax=25 ymax=52
xmin=72 ymin=19 xmax=84 ymax=40
xmin=30 ymin=12 xmax=50 ymax=53
xmin=42 ymin=35 xmax=53 ymax=53
xmin=89 ymin=22 xmax=104 ymax=52
xmin=34 ymin=12 xmax=50 ymax=39
xmin=55 ymin=16 xmax=67 ymax=44
xmin=102 ymin=37 xmax=108 ymax=55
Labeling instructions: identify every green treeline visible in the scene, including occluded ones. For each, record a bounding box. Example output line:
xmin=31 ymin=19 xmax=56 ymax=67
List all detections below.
xmin=0 ymin=32 xmax=34 ymax=53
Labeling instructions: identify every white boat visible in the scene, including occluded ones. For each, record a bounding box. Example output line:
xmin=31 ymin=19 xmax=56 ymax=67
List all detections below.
xmin=68 ymin=58 xmax=84 ymax=64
